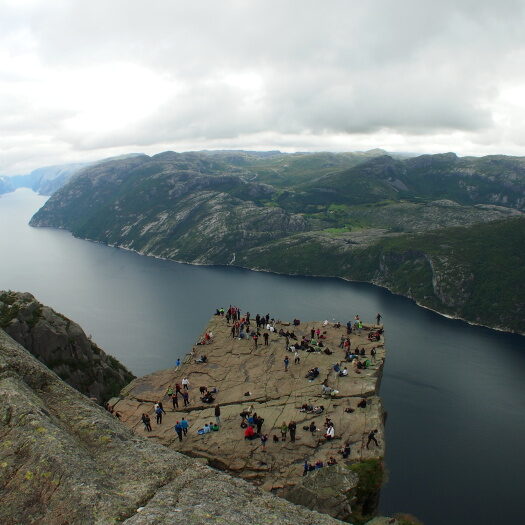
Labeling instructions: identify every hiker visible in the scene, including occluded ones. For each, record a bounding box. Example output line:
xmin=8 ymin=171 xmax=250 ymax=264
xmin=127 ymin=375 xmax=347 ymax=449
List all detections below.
xmin=280 ymin=421 xmax=288 ymax=441
xmin=263 ymin=332 xmax=269 ymax=346
xmin=284 ymin=356 xmax=289 ymax=371
xmin=174 ymin=421 xmax=183 ymax=441
xmin=172 ymin=390 xmax=179 ymax=409
xmin=376 ymin=313 xmax=382 ymax=325
xmin=288 ymin=420 xmax=297 ymax=442
xmin=180 ymin=417 xmax=189 ymax=435
xmin=260 ymin=434 xmax=268 ymax=450
xmin=215 ymin=404 xmax=221 ymax=426
xmin=256 ymin=416 xmax=264 ymax=434
xmin=182 ymin=391 xmax=190 ymax=407
xmin=182 ymin=377 xmax=190 ymax=390
xmin=166 ymin=385 xmax=174 ymax=399
xmin=175 ymin=358 xmax=181 ymax=368
xmin=142 ymin=413 xmax=152 ymax=432
xmin=253 ymin=333 xmax=259 ymax=349
xmin=294 ymin=350 xmax=300 ymax=364
xmin=367 ymin=429 xmax=380 ymax=448
xmin=155 ymin=402 xmax=166 ymax=424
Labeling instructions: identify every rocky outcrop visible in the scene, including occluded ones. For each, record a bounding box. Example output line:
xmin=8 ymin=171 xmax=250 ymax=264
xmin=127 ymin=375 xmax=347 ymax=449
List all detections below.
xmin=0 ymin=328 xmax=348 ymax=525
xmin=0 ymin=291 xmax=134 ymax=403
xmin=111 ymin=315 xmax=386 ymax=522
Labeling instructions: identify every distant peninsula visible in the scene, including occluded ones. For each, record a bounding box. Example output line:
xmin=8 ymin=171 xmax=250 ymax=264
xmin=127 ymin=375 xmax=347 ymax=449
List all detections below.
xmin=30 ymin=150 xmax=525 ymax=334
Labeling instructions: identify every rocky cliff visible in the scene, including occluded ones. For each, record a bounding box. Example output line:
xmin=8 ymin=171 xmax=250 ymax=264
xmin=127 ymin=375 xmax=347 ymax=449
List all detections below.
xmin=0 ymin=291 xmax=134 ymax=403
xmin=0 ymin=327 xmax=351 ymax=525
xmin=29 ymin=150 xmax=525 ymax=334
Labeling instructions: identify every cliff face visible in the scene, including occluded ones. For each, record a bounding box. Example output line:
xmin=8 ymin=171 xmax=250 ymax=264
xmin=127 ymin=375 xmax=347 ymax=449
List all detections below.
xmin=0 ymin=328 xmax=347 ymax=524
xmin=0 ymin=291 xmax=135 ymax=403
xmin=28 ymin=150 xmax=525 ymax=334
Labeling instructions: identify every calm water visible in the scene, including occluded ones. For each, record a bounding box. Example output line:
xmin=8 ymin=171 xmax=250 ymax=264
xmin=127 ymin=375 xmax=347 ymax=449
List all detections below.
xmin=1 ymin=189 xmax=524 ymax=525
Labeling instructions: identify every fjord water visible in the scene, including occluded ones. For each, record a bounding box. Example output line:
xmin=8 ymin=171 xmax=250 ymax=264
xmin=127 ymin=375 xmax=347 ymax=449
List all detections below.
xmin=1 ymin=189 xmax=524 ymax=525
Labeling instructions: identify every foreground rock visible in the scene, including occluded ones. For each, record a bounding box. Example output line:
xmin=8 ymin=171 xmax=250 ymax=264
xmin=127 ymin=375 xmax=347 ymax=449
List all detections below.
xmin=113 ymin=314 xmax=386 ymax=521
xmin=0 ymin=328 xmax=351 ymax=525
xmin=0 ymin=291 xmax=134 ymax=403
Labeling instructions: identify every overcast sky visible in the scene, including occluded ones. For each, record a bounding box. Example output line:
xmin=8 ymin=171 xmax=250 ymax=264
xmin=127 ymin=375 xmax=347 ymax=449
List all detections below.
xmin=2 ymin=0 xmax=525 ymax=174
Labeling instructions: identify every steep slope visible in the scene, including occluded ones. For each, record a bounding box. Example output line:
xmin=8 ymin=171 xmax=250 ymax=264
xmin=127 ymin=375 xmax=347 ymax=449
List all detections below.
xmin=0 ymin=291 xmax=135 ymax=402
xmin=29 ymin=150 xmax=525 ymax=333
xmin=0 ymin=328 xmax=347 ymax=525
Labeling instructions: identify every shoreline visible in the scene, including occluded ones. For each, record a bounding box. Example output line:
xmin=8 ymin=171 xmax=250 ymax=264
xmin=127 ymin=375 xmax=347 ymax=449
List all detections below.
xmin=51 ymin=228 xmax=524 ymax=338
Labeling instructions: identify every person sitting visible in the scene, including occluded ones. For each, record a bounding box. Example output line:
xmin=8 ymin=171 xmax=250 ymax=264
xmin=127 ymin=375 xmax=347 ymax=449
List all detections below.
xmin=293 ymin=318 xmax=300 ymax=326
xmin=325 ymin=424 xmax=335 ymax=440
xmin=323 ymin=347 xmax=332 ymax=355
xmin=333 ymin=321 xmax=341 ymax=329
xmin=244 ymin=425 xmax=259 ymax=440
xmin=195 ymin=354 xmax=207 ymax=363
xmin=333 ymin=363 xmax=341 ymax=373
xmin=309 ymin=422 xmax=317 ymax=433
xmin=340 ymin=442 xmax=351 ymax=458
xmin=322 ymin=384 xmax=332 ymax=396
xmin=344 ymin=407 xmax=355 ymax=413
xmin=357 ymin=398 xmax=367 ymax=409
xmin=211 ymin=423 xmax=219 ymax=431
xmin=202 ymin=423 xmax=211 ymax=434
xmin=339 ymin=367 xmax=349 ymax=377
xmin=313 ymin=405 xmax=325 ymax=414
xmin=315 ymin=460 xmax=324 ymax=469
xmin=360 ymin=348 xmax=366 ymax=356
xmin=327 ymin=456 xmax=337 ymax=465
xmin=201 ymin=392 xmax=215 ymax=404
xmin=199 ymin=386 xmax=208 ymax=395
xmin=273 ymin=434 xmax=279 ymax=443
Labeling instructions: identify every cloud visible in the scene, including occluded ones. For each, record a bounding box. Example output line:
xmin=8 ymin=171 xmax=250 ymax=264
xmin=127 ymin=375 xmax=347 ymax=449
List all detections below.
xmin=1 ymin=0 xmax=525 ymax=173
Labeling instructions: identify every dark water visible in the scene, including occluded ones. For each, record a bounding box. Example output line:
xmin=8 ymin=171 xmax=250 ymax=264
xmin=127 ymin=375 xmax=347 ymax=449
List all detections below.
xmin=1 ymin=189 xmax=524 ymax=525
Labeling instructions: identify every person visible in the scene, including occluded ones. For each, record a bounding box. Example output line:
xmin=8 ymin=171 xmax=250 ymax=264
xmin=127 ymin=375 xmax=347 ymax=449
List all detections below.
xmin=294 ymin=350 xmax=300 ymax=364
xmin=284 ymin=356 xmax=289 ymax=371
xmin=166 ymin=385 xmax=174 ymax=398
xmin=280 ymin=421 xmax=288 ymax=441
xmin=155 ymin=402 xmax=166 ymax=424
xmin=303 ymin=459 xmax=309 ymax=476
xmin=376 ymin=313 xmax=382 ymax=325
xmin=309 ymin=421 xmax=317 ymax=434
xmin=171 ymin=390 xmax=179 ymax=409
xmin=288 ymin=420 xmax=297 ymax=442
xmin=341 ymin=442 xmax=351 ymax=458
xmin=371 ymin=347 xmax=377 ymax=362
xmin=263 ymin=332 xmax=269 ymax=346
xmin=182 ymin=377 xmax=190 ymax=390
xmin=202 ymin=423 xmax=211 ymax=434
xmin=260 ymin=434 xmax=268 ymax=450
xmin=142 ymin=413 xmax=152 ymax=432
xmin=325 ymin=424 xmax=335 ymax=440
xmin=339 ymin=367 xmax=349 ymax=377
xmin=182 ymin=391 xmax=190 ymax=407
xmin=367 ymin=429 xmax=380 ymax=449
xmin=215 ymin=404 xmax=221 ymax=426
xmin=244 ymin=425 xmax=258 ymax=440
xmin=195 ymin=355 xmax=207 ymax=363
xmin=201 ymin=392 xmax=215 ymax=404
xmin=175 ymin=358 xmax=181 ymax=368
xmin=327 ymin=456 xmax=337 ymax=466
xmin=174 ymin=421 xmax=183 ymax=441
xmin=357 ymin=398 xmax=367 ymax=408
xmin=253 ymin=333 xmax=259 ymax=349
xmin=180 ymin=417 xmax=189 ymax=435
xmin=175 ymin=383 xmax=182 ymax=395
xmin=256 ymin=416 xmax=264 ymax=434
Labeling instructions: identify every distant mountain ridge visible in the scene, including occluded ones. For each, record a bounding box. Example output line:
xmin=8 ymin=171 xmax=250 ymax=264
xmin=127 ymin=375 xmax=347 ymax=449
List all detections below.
xmin=30 ymin=150 xmax=525 ymax=334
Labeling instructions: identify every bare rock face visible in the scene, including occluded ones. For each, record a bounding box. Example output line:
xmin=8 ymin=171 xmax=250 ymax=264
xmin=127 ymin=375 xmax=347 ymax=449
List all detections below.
xmin=0 ymin=291 xmax=134 ymax=403
xmin=0 ymin=328 xmax=346 ymax=525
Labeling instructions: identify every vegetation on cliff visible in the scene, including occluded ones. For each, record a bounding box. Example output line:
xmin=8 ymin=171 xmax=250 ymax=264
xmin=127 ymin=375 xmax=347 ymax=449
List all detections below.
xmin=0 ymin=291 xmax=135 ymax=402
xmin=30 ymin=150 xmax=525 ymax=333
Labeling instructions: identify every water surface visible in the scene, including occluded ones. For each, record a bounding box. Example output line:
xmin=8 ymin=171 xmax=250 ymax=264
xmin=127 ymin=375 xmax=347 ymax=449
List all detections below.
xmin=1 ymin=189 xmax=523 ymax=525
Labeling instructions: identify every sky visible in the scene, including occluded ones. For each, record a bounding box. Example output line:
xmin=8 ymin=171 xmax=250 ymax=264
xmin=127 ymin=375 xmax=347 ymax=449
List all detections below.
xmin=2 ymin=0 xmax=525 ymax=175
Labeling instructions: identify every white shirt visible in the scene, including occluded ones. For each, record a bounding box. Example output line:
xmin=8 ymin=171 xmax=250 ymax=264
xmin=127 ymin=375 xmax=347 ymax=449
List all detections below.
xmin=326 ymin=426 xmax=335 ymax=438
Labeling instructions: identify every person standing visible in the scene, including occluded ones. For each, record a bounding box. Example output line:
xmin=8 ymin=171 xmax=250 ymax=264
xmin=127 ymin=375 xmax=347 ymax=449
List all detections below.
xmin=284 ymin=356 xmax=290 ymax=371
xmin=174 ymin=421 xmax=183 ymax=441
xmin=263 ymin=332 xmax=269 ymax=346
xmin=142 ymin=413 xmax=152 ymax=432
xmin=280 ymin=421 xmax=288 ymax=441
xmin=294 ymin=351 xmax=300 ymax=364
xmin=376 ymin=313 xmax=382 ymax=325
xmin=367 ymin=429 xmax=380 ymax=448
xmin=180 ymin=417 xmax=189 ymax=435
xmin=182 ymin=391 xmax=190 ymax=407
xmin=288 ymin=420 xmax=297 ymax=442
xmin=175 ymin=358 xmax=181 ymax=368
xmin=215 ymin=404 xmax=221 ymax=426
xmin=171 ymin=390 xmax=179 ymax=409
xmin=155 ymin=402 xmax=166 ymax=424
xmin=182 ymin=377 xmax=190 ymax=390
xmin=260 ymin=434 xmax=268 ymax=450
xmin=256 ymin=415 xmax=264 ymax=434
xmin=253 ymin=333 xmax=259 ymax=349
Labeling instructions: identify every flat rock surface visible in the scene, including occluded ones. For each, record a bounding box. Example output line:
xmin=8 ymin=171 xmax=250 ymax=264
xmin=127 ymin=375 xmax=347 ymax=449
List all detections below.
xmin=115 ymin=316 xmax=386 ymax=496
xmin=0 ymin=328 xmax=347 ymax=525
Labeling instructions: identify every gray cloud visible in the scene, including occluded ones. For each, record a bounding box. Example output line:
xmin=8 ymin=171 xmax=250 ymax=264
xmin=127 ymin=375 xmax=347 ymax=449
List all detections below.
xmin=1 ymin=0 xmax=525 ymax=173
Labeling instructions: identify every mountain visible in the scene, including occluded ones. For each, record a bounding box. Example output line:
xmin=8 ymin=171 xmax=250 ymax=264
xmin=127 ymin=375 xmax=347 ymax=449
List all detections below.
xmin=0 ymin=290 xmax=135 ymax=402
xmin=30 ymin=150 xmax=525 ymax=333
